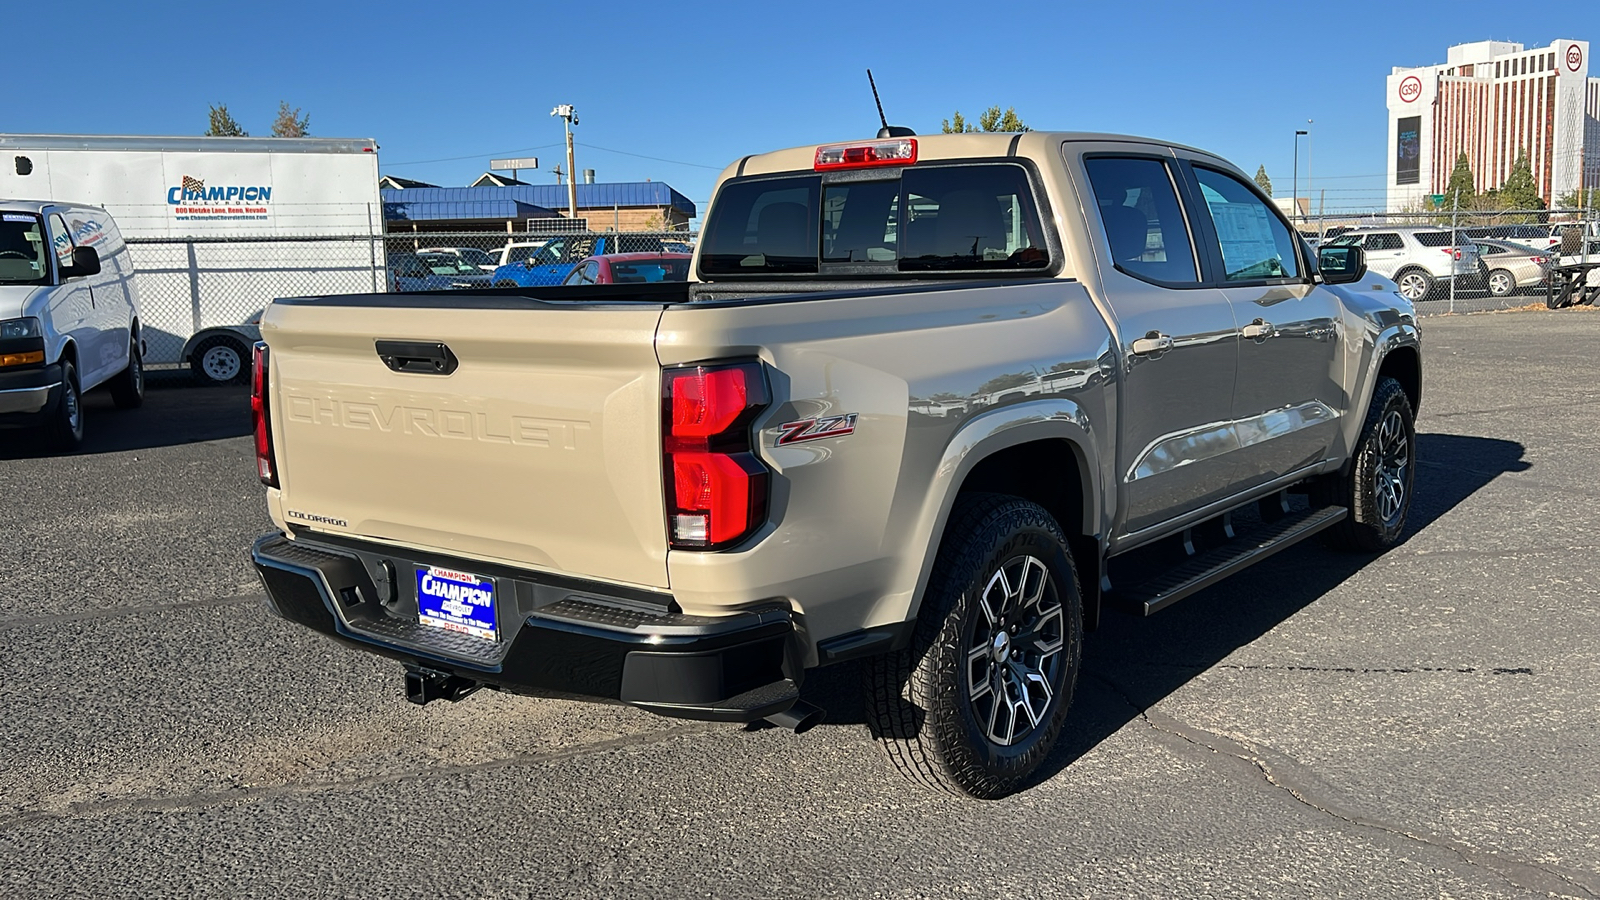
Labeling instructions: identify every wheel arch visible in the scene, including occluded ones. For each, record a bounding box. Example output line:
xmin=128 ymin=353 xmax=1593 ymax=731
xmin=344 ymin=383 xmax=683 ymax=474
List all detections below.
xmin=905 ymin=401 xmax=1105 ymax=633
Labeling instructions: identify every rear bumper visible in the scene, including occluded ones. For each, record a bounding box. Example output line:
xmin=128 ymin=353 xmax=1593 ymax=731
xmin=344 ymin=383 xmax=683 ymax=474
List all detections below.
xmin=251 ymin=532 xmax=803 ymax=721
xmin=0 ymin=363 xmax=62 ymax=421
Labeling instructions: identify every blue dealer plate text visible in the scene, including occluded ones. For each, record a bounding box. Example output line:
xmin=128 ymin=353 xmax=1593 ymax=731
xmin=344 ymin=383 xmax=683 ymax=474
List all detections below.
xmin=416 ymin=566 xmax=498 ymax=642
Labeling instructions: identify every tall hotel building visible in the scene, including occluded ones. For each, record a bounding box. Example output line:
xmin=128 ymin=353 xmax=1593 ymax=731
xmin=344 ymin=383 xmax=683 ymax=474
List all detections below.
xmin=1386 ymin=40 xmax=1600 ymax=211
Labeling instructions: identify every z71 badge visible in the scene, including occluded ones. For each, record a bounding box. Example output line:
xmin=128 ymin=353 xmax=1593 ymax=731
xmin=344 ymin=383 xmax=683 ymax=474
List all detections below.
xmin=777 ymin=414 xmax=858 ymax=445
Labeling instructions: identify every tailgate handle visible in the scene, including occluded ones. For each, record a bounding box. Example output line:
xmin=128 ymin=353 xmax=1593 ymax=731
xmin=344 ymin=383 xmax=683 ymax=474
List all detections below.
xmin=375 ymin=340 xmax=458 ymax=375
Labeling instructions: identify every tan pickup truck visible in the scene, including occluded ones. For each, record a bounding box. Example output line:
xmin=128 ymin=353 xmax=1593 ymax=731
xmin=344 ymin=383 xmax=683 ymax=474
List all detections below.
xmin=251 ymin=130 xmax=1421 ymax=797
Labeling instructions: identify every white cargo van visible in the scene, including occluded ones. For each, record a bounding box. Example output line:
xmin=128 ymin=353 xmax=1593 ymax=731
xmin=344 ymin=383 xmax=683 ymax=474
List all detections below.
xmin=0 ymin=200 xmax=143 ymax=449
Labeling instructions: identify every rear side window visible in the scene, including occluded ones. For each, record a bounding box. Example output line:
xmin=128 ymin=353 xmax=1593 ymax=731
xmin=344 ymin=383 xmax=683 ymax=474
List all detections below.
xmin=699 ymin=164 xmax=1049 ymax=276
xmin=700 ymin=179 xmax=820 ymax=274
xmin=1083 ymin=157 xmax=1199 ymax=285
xmin=1412 ymin=232 xmax=1453 ymax=248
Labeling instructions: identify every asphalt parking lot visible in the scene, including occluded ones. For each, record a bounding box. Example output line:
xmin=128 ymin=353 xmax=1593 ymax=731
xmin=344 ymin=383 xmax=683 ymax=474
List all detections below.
xmin=2 ymin=310 xmax=1598 ymax=899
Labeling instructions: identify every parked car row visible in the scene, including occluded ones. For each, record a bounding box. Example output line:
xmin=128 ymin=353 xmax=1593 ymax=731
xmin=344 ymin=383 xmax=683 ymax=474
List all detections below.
xmin=1317 ymin=226 xmax=1554 ymax=301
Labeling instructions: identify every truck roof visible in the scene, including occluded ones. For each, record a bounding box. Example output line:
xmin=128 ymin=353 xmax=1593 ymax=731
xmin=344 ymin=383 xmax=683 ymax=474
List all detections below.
xmin=727 ymin=130 xmax=1225 ymax=180
xmin=0 ymin=134 xmax=379 ymax=155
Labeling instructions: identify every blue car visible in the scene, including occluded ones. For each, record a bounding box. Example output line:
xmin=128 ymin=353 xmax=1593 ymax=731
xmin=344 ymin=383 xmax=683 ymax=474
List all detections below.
xmin=490 ymin=235 xmax=662 ymax=287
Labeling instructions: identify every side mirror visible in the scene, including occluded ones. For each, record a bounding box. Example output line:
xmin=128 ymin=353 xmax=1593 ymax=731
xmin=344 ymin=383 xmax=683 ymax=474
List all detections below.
xmin=60 ymin=246 xmax=101 ymax=279
xmin=1317 ymin=245 xmax=1365 ymax=285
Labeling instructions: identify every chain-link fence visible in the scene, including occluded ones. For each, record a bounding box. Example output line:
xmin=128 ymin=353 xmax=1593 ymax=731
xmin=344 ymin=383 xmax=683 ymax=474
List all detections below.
xmin=125 ymin=229 xmax=700 ymax=366
xmin=1292 ymin=207 xmax=1599 ymax=315
xmin=124 ymin=208 xmax=1599 ymax=368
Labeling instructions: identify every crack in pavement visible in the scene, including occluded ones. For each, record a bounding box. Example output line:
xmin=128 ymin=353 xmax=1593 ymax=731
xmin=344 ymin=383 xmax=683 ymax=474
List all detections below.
xmin=1084 ymin=671 xmax=1600 ymax=899
xmin=0 ymin=721 xmax=723 ymax=831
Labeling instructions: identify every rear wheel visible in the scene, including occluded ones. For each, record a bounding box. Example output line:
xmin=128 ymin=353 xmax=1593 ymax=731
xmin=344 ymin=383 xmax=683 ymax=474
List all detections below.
xmin=1487 ymin=269 xmax=1516 ymax=297
xmin=1395 ymin=269 xmax=1433 ymax=302
xmin=191 ymin=336 xmax=248 ymax=385
xmin=46 ymin=360 xmax=85 ymax=452
xmin=864 ymin=493 xmax=1082 ymax=798
xmin=108 ymin=332 xmax=144 ymax=409
xmin=1327 ymin=376 xmax=1415 ymax=552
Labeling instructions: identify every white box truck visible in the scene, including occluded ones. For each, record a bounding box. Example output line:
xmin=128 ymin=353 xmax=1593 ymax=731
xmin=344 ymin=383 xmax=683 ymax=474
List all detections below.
xmin=0 ymin=134 xmax=384 ymax=375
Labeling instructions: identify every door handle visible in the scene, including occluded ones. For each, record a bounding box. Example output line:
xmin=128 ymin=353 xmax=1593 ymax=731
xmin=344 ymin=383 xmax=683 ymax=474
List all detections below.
xmin=1131 ymin=332 xmax=1174 ymax=355
xmin=1242 ymin=319 xmax=1275 ymax=340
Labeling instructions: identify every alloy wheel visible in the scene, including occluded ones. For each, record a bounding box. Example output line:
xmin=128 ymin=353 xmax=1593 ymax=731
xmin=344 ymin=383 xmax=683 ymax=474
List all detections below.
xmin=1489 ymin=272 xmax=1513 ymax=296
xmin=1372 ymin=408 xmax=1410 ymax=525
xmin=1397 ymin=273 xmax=1429 ymax=301
xmin=965 ymin=555 xmax=1065 ymax=747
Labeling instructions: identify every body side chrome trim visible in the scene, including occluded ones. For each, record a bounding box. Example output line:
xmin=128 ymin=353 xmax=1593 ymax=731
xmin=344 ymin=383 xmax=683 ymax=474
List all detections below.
xmin=1126 ymin=400 xmax=1340 ymax=483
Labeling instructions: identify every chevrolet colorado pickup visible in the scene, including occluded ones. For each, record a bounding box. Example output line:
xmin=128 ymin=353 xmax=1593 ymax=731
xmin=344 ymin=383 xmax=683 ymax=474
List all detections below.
xmin=251 ymin=131 xmax=1420 ymax=797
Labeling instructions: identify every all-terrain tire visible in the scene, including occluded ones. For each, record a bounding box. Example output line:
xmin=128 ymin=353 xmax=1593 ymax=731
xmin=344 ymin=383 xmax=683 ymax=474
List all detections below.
xmin=864 ymin=493 xmax=1083 ymax=799
xmin=1327 ymin=376 xmax=1415 ymax=552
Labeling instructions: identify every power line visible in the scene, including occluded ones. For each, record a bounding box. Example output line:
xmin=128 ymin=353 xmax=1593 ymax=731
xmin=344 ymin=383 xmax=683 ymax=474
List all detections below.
xmin=575 ymin=141 xmax=724 ymax=170
xmin=383 ymin=143 xmax=564 ymax=167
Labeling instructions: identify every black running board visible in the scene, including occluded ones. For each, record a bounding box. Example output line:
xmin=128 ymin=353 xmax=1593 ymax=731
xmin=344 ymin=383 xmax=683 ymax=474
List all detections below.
xmin=1123 ymin=506 xmax=1348 ymax=615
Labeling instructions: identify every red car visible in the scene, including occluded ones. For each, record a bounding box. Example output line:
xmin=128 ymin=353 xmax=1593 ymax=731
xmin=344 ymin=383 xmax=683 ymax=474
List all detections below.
xmin=559 ymin=252 xmax=692 ymax=285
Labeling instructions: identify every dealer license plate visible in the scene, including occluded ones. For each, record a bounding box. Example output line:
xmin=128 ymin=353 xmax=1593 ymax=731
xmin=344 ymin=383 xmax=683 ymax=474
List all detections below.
xmin=415 ymin=565 xmax=498 ymax=642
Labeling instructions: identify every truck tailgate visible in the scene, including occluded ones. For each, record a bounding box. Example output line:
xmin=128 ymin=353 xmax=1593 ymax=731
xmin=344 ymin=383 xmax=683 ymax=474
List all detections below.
xmin=262 ymin=298 xmax=670 ymax=589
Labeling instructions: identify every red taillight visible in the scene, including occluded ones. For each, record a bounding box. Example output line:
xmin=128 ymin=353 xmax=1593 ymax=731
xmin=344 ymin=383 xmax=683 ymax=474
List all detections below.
xmin=662 ymin=362 xmax=769 ymax=550
xmin=1533 ymin=256 xmax=1547 ymax=264
xmin=814 ymin=138 xmax=917 ymax=171
xmin=250 ymin=342 xmax=277 ymax=487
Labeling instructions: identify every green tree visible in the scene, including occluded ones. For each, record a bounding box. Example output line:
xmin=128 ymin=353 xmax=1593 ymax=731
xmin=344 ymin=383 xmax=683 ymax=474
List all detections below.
xmin=1254 ymin=165 xmax=1273 ymax=197
xmin=942 ymin=106 xmax=1028 ymax=134
xmin=1443 ymin=152 xmax=1477 ymax=207
xmin=1557 ymin=187 xmax=1599 ymax=210
xmin=205 ymin=103 xmax=247 ymax=137
xmin=1498 ymin=148 xmax=1544 ymax=218
xmin=271 ymin=101 xmax=310 ymax=137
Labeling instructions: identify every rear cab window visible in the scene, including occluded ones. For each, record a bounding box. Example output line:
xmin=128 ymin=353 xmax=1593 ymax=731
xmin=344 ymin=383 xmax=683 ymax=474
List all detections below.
xmin=698 ymin=163 xmax=1051 ymax=279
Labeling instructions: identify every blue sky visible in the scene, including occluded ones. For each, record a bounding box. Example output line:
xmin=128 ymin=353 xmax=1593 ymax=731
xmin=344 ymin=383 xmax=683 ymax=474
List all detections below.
xmin=5 ymin=0 xmax=1596 ymax=220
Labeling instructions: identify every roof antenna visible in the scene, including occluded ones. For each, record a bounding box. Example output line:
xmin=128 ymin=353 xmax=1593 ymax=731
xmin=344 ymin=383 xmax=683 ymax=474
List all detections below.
xmin=867 ymin=69 xmax=916 ymax=139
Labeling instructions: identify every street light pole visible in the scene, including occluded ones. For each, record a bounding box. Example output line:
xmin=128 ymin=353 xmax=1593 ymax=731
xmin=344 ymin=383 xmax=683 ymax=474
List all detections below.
xmin=1293 ymin=129 xmax=1308 ymax=226
xmin=1306 ymin=119 xmax=1315 ymax=236
xmin=551 ymin=104 xmax=579 ymax=221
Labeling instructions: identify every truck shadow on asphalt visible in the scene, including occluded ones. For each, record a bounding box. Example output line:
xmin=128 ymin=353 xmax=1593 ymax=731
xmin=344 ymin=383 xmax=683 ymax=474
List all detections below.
xmin=796 ymin=433 xmax=1530 ymax=788
xmin=0 ymin=380 xmax=249 ymax=460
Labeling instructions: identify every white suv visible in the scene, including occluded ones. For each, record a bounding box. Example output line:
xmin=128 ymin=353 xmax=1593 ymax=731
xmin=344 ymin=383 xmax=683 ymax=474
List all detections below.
xmin=0 ymin=200 xmax=143 ymax=450
xmin=1325 ymin=226 xmax=1483 ymax=301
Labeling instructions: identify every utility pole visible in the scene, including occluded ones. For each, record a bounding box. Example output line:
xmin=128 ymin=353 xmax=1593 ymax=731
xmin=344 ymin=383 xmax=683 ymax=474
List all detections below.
xmin=551 ymin=104 xmax=579 ymax=220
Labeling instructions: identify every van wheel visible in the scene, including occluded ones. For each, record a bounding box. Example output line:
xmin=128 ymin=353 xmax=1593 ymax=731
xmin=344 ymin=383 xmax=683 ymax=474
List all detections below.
xmin=1487 ymin=269 xmax=1516 ymax=297
xmin=108 ymin=332 xmax=145 ymax=409
xmin=1395 ymin=269 xmax=1433 ymax=302
xmin=864 ymin=493 xmax=1082 ymax=799
xmin=191 ymin=336 xmax=248 ymax=385
xmin=47 ymin=360 xmax=85 ymax=452
xmin=1327 ymin=376 xmax=1415 ymax=552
